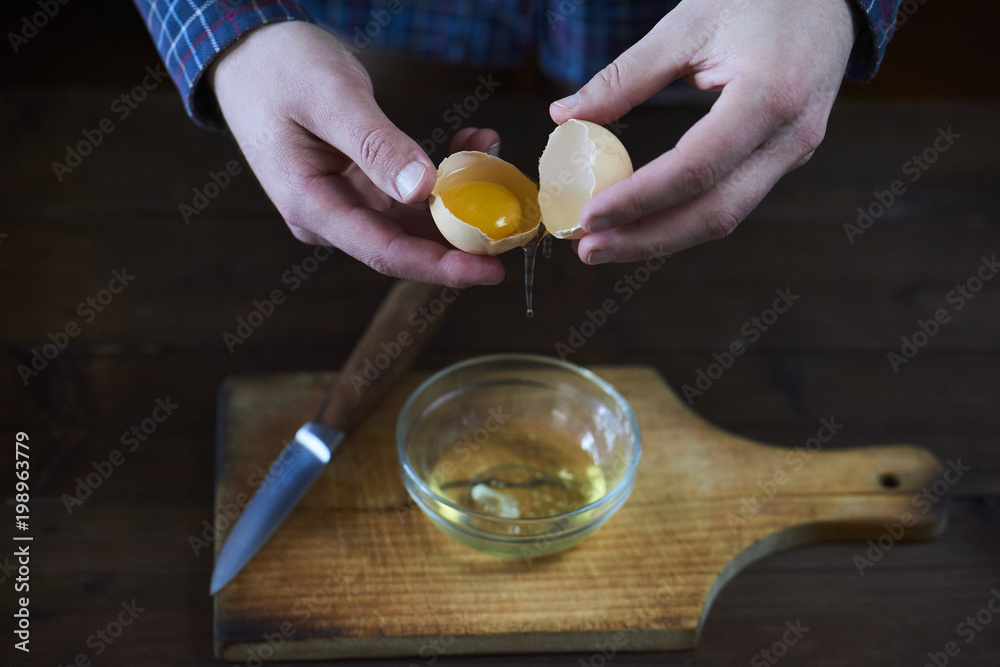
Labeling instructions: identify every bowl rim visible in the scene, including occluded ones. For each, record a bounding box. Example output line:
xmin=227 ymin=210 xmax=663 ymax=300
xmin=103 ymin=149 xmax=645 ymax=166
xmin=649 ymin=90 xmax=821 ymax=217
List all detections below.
xmin=396 ymin=353 xmax=642 ymax=525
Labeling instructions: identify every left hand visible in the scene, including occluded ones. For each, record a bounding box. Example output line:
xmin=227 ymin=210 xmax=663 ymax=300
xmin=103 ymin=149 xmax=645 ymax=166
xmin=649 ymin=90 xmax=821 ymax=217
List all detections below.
xmin=549 ymin=0 xmax=858 ymax=264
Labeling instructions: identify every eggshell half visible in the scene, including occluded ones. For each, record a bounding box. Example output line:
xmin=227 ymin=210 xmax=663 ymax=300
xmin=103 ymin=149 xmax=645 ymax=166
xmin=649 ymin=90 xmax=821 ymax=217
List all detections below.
xmin=538 ymin=119 xmax=633 ymax=240
xmin=430 ymin=152 xmax=541 ymax=255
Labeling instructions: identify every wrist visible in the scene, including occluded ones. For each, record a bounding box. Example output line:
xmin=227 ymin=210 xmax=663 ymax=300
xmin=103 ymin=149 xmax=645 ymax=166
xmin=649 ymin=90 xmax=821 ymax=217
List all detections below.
xmin=209 ymin=21 xmax=293 ymax=98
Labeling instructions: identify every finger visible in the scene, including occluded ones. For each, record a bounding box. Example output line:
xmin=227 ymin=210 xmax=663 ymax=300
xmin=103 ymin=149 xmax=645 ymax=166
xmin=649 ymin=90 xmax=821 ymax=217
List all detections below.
xmin=579 ymin=77 xmax=788 ymax=233
xmin=549 ymin=14 xmax=698 ymax=125
xmin=285 ymin=225 xmax=328 ymax=247
xmin=301 ymin=89 xmax=437 ymax=206
xmin=303 ymin=174 xmax=505 ymax=287
xmin=449 ymin=127 xmax=501 ymax=156
xmin=343 ymin=213 xmax=506 ymax=287
xmin=576 ymin=128 xmax=802 ymax=264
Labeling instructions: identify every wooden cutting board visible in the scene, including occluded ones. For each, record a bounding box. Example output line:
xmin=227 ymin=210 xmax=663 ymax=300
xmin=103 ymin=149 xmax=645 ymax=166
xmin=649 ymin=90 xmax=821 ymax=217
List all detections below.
xmin=213 ymin=365 xmax=947 ymax=661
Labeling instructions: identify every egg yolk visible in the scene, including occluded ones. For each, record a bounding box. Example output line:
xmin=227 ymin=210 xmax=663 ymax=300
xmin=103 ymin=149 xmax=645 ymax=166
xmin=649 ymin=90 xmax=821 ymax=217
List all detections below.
xmin=439 ymin=181 xmax=523 ymax=241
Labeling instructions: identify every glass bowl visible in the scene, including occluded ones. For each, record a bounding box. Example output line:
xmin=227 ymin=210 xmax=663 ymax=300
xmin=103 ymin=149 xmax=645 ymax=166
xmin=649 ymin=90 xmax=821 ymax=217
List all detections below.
xmin=397 ymin=354 xmax=641 ymax=559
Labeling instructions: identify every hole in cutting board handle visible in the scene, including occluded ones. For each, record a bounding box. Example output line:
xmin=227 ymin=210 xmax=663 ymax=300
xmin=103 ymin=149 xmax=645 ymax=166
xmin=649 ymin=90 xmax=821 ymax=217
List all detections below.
xmin=878 ymin=473 xmax=901 ymax=489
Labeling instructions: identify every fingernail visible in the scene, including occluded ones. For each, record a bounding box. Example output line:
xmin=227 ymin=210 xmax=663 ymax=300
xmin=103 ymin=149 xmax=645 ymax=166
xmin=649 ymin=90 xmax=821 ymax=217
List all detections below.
xmin=395 ymin=161 xmax=427 ymax=200
xmin=486 ymin=142 xmax=500 ymax=157
xmin=587 ymin=250 xmax=612 ymax=265
xmin=588 ymin=217 xmax=612 ymax=233
xmin=553 ymin=93 xmax=580 ymax=112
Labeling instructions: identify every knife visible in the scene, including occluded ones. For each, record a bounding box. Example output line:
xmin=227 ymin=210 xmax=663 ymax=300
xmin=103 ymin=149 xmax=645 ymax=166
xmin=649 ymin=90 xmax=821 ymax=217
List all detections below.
xmin=210 ymin=280 xmax=453 ymax=595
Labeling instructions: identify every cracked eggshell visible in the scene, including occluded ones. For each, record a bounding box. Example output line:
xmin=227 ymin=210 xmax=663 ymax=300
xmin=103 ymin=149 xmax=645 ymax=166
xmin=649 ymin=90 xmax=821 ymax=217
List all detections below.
xmin=429 ymin=152 xmax=541 ymax=256
xmin=538 ymin=119 xmax=633 ymax=240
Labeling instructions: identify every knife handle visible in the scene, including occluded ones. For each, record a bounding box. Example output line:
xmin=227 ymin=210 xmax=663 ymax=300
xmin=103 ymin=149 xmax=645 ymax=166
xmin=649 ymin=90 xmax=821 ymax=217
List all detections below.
xmin=314 ymin=280 xmax=455 ymax=431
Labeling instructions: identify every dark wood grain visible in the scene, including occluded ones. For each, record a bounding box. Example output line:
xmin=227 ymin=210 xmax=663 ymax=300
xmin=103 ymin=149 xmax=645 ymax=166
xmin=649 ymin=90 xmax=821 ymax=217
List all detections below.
xmin=3 ymin=94 xmax=998 ymax=356
xmin=2 ymin=7 xmax=1000 ymax=663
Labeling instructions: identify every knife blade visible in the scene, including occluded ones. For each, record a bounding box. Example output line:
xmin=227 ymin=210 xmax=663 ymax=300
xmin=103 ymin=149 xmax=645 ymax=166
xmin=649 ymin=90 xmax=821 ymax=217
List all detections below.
xmin=210 ymin=423 xmax=339 ymax=595
xmin=210 ymin=280 xmax=453 ymax=595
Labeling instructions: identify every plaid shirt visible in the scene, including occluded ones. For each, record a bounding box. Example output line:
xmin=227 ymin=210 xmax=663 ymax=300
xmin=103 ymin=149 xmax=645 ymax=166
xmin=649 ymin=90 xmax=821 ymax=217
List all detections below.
xmin=132 ymin=0 xmax=902 ymax=128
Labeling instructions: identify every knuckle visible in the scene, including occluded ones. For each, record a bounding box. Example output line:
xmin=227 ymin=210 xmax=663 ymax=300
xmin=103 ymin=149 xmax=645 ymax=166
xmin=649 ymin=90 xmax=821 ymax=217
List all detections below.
xmin=364 ymin=232 xmax=405 ymax=278
xmin=277 ymin=199 xmax=321 ymax=245
xmin=355 ymin=124 xmax=394 ymax=169
xmin=366 ymin=254 xmax=388 ymax=276
xmin=279 ymin=205 xmax=306 ymax=234
xmin=796 ymin=118 xmax=827 ymax=158
xmin=595 ymin=59 xmax=640 ymax=109
xmin=759 ymin=74 xmax=809 ymax=120
xmin=703 ymin=209 xmax=741 ymax=242
xmin=287 ymin=225 xmax=313 ymax=244
xmin=612 ymin=189 xmax=648 ymax=225
xmin=277 ymin=164 xmax=311 ymax=197
xmin=679 ymin=160 xmax=719 ymax=199
xmin=340 ymin=57 xmax=374 ymax=92
xmin=282 ymin=209 xmax=313 ymax=243
xmin=599 ymin=61 xmax=624 ymax=92
xmin=365 ymin=253 xmax=398 ymax=278
xmin=794 ymin=149 xmax=816 ymax=170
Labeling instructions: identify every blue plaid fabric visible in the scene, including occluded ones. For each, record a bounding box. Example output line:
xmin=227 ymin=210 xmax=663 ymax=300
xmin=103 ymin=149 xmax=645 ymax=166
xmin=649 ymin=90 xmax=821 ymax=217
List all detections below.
xmin=132 ymin=0 xmax=902 ymax=127
xmin=847 ymin=0 xmax=900 ymax=81
xmin=132 ymin=0 xmax=314 ymax=126
xmin=313 ymin=1 xmax=672 ymax=88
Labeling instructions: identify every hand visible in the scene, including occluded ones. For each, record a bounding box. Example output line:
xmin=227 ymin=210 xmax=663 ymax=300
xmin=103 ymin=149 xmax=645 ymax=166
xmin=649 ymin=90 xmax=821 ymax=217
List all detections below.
xmin=210 ymin=22 xmax=504 ymax=287
xmin=549 ymin=0 xmax=858 ymax=264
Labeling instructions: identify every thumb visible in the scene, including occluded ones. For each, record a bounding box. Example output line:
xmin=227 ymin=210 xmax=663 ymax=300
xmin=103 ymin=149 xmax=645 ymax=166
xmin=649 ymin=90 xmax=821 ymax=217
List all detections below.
xmin=311 ymin=97 xmax=436 ymax=205
xmin=549 ymin=19 xmax=693 ymax=126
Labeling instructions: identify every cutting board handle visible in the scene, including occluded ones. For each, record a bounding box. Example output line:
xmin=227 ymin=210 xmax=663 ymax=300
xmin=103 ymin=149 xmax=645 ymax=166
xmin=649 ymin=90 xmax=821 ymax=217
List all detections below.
xmin=767 ymin=442 xmax=950 ymax=542
xmin=692 ymin=422 xmax=951 ymax=545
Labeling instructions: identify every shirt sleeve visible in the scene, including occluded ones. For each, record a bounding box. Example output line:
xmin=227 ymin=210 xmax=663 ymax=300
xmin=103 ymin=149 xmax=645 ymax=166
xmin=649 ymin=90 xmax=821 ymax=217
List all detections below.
xmin=132 ymin=0 xmax=314 ymax=128
xmin=846 ymin=0 xmax=902 ymax=82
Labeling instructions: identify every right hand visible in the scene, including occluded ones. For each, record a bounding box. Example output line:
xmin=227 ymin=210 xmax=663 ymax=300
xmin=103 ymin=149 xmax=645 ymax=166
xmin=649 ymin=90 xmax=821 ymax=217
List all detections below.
xmin=210 ymin=21 xmax=505 ymax=287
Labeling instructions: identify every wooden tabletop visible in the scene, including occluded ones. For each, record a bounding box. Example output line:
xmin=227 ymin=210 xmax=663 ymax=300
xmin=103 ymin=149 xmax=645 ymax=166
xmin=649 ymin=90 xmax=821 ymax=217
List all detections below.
xmin=2 ymin=6 xmax=1000 ymax=665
